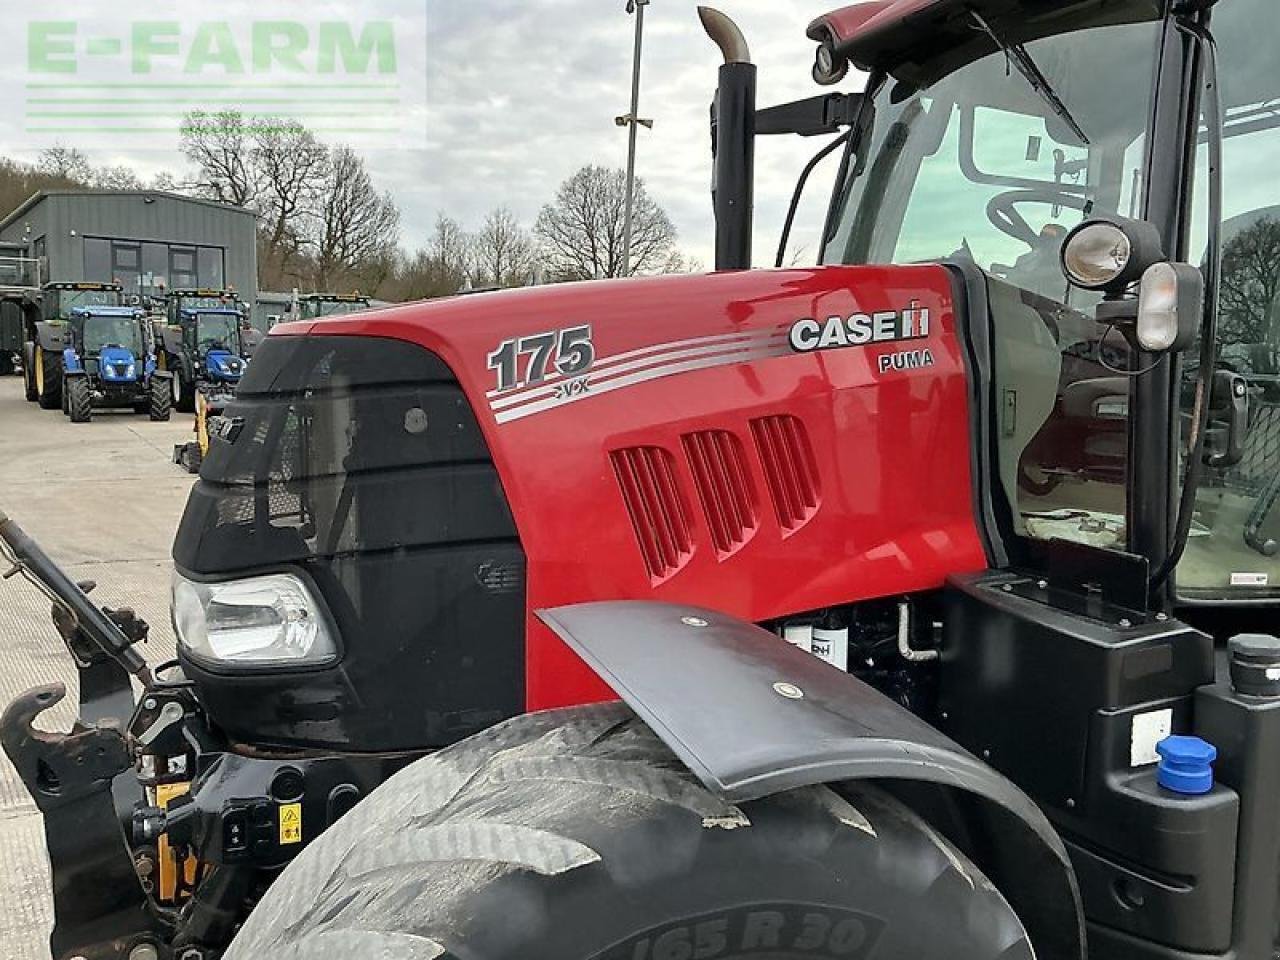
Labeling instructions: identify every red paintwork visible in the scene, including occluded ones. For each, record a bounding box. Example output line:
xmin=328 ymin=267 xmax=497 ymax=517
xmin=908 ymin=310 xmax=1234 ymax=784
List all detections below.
xmin=808 ymin=0 xmax=955 ymax=69
xmin=274 ymin=266 xmax=988 ymax=710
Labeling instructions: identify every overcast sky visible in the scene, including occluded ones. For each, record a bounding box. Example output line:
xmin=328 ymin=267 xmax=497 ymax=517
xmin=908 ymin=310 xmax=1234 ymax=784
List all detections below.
xmin=3 ymin=1 xmax=863 ymax=271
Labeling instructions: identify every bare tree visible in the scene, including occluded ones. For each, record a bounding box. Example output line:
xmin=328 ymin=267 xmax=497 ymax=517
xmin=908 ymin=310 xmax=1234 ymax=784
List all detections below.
xmin=473 ymin=207 xmax=536 ymax=287
xmin=91 ymin=165 xmax=142 ymax=190
xmin=1220 ymin=216 xmax=1280 ymax=346
xmin=534 ymin=165 xmax=677 ymax=280
xmin=148 ymin=171 xmax=186 ymax=193
xmin=314 ymin=147 xmax=400 ymax=290
xmin=37 ymin=146 xmax=92 ymax=183
xmin=180 ymin=111 xmax=256 ymax=207
xmin=429 ymin=215 xmax=475 ymax=291
xmin=252 ymin=120 xmax=329 ymax=277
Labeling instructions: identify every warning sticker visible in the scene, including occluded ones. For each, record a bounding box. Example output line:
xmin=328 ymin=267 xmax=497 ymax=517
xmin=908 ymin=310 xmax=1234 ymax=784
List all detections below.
xmin=1131 ymin=708 xmax=1173 ymax=768
xmin=279 ymin=803 xmax=303 ymax=845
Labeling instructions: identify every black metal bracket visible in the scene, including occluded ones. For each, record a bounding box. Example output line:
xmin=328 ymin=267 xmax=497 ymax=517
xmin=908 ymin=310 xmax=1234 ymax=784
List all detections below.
xmin=756 ymin=93 xmax=862 ymax=137
xmin=1 ymin=678 xmax=158 ymax=960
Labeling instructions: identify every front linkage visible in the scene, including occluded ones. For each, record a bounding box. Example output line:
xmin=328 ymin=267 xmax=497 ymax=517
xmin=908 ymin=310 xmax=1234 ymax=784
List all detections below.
xmin=0 ymin=511 xmax=410 ymax=960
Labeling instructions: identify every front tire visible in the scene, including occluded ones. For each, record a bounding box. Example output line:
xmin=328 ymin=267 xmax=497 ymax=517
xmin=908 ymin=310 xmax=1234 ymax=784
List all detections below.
xmin=22 ymin=343 xmax=37 ymax=401
xmin=226 ymin=704 xmax=1033 ymax=960
xmin=36 ymin=346 xmax=62 ymax=410
xmin=173 ymin=369 xmax=195 ymax=413
xmin=149 ymin=377 xmax=172 ymax=422
xmin=66 ymin=377 xmax=92 ymax=423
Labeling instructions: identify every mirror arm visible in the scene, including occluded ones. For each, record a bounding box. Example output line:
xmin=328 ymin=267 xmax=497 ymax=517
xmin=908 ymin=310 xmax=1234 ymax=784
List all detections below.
xmin=756 ymin=93 xmax=862 ymax=138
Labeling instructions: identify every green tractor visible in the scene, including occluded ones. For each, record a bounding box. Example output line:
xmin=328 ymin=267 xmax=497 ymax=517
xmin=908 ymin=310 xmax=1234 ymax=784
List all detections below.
xmin=291 ymin=291 xmax=372 ymax=321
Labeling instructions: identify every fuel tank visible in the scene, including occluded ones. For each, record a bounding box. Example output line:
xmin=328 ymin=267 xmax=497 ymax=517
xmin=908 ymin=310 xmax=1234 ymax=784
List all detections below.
xmin=275 ymin=265 xmax=987 ymax=711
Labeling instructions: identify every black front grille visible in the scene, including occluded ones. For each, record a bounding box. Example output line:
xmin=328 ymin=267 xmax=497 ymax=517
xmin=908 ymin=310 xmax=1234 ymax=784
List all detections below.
xmin=174 ymin=335 xmax=526 ymax=752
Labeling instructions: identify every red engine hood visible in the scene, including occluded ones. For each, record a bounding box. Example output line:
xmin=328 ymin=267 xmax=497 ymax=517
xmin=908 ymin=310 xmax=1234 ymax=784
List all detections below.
xmin=275 ymin=266 xmax=987 ymax=709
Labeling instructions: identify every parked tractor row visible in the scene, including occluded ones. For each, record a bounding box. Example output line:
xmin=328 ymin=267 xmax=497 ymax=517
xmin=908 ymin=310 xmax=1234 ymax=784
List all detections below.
xmin=11 ymin=282 xmax=258 ymax=430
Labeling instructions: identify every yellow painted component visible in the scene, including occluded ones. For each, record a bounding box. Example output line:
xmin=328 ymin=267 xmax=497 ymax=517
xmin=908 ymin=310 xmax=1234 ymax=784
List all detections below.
xmin=279 ymin=802 xmax=303 ymax=845
xmin=34 ymin=346 xmax=44 ymax=394
xmin=155 ymin=782 xmax=199 ymax=902
xmin=196 ymin=391 xmax=210 ymax=457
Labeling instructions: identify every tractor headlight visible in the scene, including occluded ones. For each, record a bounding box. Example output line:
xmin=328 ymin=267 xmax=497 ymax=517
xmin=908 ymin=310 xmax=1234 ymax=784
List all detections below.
xmin=1061 ymin=216 xmax=1165 ymax=294
xmin=1061 ymin=222 xmax=1132 ymax=289
xmin=172 ymin=571 xmax=338 ymax=668
xmin=125 ymin=364 xmax=136 ymax=378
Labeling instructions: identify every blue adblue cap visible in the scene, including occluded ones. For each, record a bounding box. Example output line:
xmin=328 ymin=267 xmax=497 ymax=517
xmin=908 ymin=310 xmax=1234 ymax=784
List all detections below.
xmin=1156 ymin=736 xmax=1217 ymax=796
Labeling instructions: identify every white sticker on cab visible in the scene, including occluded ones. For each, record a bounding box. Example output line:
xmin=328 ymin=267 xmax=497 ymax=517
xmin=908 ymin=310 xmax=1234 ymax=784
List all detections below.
xmin=1131 ymin=708 xmax=1174 ymax=768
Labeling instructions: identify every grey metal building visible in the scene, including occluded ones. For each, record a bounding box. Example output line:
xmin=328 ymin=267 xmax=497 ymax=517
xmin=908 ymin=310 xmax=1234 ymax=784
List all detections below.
xmin=0 ymin=190 xmax=257 ymax=308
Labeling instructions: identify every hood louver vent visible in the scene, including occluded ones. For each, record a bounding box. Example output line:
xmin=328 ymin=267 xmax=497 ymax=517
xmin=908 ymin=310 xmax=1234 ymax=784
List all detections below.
xmin=610 ymin=446 xmax=693 ymax=583
xmin=750 ymin=415 xmax=821 ymax=536
xmin=681 ymin=430 xmax=758 ymax=558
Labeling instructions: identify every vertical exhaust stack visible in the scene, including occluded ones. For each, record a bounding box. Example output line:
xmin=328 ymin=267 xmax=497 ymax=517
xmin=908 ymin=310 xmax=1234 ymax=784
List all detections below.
xmin=699 ymin=7 xmax=755 ymax=271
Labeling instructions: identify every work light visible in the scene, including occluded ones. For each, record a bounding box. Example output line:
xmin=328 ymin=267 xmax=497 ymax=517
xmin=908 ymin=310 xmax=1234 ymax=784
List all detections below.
xmin=1136 ymin=262 xmax=1202 ymax=352
xmin=172 ymin=571 xmax=338 ymax=668
xmin=1060 ymin=216 xmax=1164 ymax=293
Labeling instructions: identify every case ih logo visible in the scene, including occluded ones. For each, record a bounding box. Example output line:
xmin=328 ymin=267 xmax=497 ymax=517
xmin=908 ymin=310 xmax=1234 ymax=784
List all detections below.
xmin=788 ymin=303 xmax=935 ymax=374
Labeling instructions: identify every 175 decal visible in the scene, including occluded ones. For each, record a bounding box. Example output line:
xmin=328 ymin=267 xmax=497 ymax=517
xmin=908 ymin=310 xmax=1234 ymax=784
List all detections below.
xmin=488 ymin=325 xmax=595 ymax=393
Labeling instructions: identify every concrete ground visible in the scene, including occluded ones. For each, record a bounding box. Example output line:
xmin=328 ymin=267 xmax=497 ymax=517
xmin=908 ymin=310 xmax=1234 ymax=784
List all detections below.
xmin=0 ymin=375 xmax=195 ymax=960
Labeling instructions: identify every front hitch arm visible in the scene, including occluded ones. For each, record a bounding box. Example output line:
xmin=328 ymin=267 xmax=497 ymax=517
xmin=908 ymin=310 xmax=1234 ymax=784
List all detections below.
xmin=1 ymin=681 xmax=156 ymax=960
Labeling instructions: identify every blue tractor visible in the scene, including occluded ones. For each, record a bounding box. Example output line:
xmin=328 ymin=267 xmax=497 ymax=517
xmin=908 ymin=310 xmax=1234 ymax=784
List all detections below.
xmin=156 ymin=288 xmax=249 ymax=414
xmin=24 ymin=282 xmax=172 ymax=422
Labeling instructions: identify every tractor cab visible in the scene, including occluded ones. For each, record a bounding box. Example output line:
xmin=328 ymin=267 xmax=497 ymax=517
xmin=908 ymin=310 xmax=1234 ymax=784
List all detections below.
xmin=809 ymin=0 xmax=1280 ymax=610
xmin=41 ymin=281 xmax=123 ymax=323
xmin=293 ymin=291 xmax=371 ymax=321
xmin=160 ymin=288 xmax=248 ymax=413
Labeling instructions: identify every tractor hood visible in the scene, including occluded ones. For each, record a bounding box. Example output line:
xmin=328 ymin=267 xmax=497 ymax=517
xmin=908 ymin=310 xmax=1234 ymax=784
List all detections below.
xmin=96 ymin=345 xmax=139 ymax=382
xmin=256 ymin=266 xmax=986 ymax=712
xmin=204 ymin=348 xmax=245 ymax=381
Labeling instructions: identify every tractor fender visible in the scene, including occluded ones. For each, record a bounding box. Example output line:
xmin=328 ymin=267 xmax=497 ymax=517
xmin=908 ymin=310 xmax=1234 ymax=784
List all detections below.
xmin=158 ymin=324 xmax=183 ymax=356
xmin=33 ymin=321 xmax=66 ymax=352
xmin=539 ymin=600 xmax=1086 ymax=960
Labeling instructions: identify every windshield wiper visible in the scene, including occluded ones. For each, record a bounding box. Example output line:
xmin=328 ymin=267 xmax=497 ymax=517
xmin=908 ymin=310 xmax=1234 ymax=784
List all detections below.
xmin=969 ymin=10 xmax=1091 ymax=146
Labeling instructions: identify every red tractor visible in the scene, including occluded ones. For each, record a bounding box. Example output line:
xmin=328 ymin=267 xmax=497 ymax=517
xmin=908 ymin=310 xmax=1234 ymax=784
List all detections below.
xmin=3 ymin=1 xmax=1280 ymax=958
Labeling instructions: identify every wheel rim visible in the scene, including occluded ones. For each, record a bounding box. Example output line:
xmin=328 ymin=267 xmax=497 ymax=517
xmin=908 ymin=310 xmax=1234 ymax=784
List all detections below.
xmin=172 ymin=374 xmax=181 ymax=404
xmin=35 ymin=347 xmax=44 ymax=394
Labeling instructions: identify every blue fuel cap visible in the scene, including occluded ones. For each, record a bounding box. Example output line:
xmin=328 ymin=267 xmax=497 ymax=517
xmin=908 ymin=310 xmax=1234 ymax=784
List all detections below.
xmin=1156 ymin=736 xmax=1217 ymax=796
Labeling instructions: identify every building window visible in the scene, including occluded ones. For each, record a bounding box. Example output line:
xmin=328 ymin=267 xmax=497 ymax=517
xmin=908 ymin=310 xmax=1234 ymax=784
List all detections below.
xmin=198 ymin=246 xmax=225 ymax=289
xmin=111 ymin=243 xmax=142 ymax=294
xmin=82 ymin=237 xmax=230 ymax=296
xmin=84 ymin=238 xmax=111 ymax=283
xmin=170 ymin=246 xmax=198 ymax=288
xmin=141 ymin=242 xmax=168 ymax=295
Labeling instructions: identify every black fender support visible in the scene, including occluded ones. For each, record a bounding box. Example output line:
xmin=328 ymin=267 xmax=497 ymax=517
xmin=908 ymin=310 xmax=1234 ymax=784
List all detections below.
xmin=539 ymin=600 xmax=1086 ymax=960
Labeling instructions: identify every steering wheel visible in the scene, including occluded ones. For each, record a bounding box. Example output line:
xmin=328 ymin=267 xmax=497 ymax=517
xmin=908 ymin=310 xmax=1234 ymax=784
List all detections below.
xmin=987 ymin=189 xmax=1092 ymax=248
